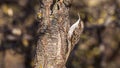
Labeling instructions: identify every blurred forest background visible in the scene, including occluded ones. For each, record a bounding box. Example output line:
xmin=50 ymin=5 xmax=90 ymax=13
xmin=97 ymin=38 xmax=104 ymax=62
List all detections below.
xmin=0 ymin=0 xmax=120 ymax=68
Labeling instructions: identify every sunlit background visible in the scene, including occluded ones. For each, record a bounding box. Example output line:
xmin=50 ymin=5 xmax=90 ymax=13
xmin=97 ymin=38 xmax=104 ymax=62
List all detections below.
xmin=0 ymin=0 xmax=120 ymax=68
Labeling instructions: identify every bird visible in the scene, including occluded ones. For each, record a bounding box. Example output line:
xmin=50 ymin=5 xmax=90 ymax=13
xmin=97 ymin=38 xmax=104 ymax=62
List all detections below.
xmin=66 ymin=13 xmax=84 ymax=61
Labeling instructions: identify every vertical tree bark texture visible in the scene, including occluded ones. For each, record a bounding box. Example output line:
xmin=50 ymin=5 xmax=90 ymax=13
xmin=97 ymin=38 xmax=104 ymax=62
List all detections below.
xmin=34 ymin=0 xmax=83 ymax=68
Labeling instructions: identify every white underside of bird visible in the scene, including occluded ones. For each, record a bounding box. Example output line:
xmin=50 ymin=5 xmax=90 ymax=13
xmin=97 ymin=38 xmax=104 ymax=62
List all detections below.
xmin=68 ymin=13 xmax=83 ymax=38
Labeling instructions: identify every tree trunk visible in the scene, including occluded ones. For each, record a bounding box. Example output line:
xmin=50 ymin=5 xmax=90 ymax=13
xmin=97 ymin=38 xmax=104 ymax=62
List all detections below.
xmin=34 ymin=0 xmax=84 ymax=68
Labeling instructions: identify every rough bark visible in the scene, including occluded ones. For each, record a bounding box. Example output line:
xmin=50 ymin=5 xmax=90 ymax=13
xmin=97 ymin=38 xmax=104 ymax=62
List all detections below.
xmin=34 ymin=0 xmax=83 ymax=68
